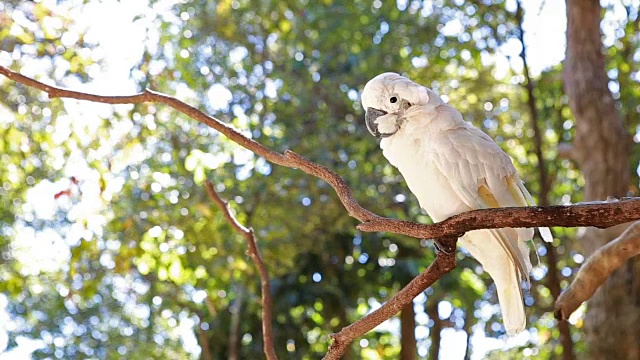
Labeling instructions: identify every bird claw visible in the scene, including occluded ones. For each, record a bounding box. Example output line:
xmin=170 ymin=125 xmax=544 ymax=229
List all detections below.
xmin=433 ymin=239 xmax=456 ymax=255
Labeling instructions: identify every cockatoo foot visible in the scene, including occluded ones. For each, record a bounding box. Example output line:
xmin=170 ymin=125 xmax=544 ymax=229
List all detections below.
xmin=433 ymin=238 xmax=456 ymax=255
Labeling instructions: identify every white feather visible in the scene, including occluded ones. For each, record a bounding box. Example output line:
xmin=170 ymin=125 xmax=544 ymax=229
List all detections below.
xmin=362 ymin=73 xmax=546 ymax=335
xmin=516 ymin=180 xmax=554 ymax=243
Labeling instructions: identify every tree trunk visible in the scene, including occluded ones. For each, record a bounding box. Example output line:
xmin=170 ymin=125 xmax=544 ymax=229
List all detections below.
xmin=564 ymin=1 xmax=639 ymax=359
xmin=400 ymin=302 xmax=417 ymax=360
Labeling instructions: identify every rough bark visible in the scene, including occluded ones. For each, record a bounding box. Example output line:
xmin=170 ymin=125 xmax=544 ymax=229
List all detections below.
xmin=564 ymin=1 xmax=639 ymax=359
xmin=400 ymin=303 xmax=417 ymax=360
xmin=337 ymin=307 xmax=353 ymax=360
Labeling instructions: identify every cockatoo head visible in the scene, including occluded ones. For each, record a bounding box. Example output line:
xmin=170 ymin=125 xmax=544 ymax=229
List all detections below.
xmin=361 ymin=72 xmax=438 ymax=138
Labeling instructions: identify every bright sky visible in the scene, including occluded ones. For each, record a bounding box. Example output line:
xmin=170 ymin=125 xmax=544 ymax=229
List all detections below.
xmin=3 ymin=0 xmax=623 ymax=358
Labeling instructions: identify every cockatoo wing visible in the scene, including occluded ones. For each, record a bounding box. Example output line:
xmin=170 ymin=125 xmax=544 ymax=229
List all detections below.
xmin=429 ymin=110 xmax=532 ymax=280
xmin=428 ymin=109 xmax=536 ymax=334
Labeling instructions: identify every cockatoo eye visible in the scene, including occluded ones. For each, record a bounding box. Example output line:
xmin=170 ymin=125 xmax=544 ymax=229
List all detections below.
xmin=390 ymin=96 xmax=398 ymax=103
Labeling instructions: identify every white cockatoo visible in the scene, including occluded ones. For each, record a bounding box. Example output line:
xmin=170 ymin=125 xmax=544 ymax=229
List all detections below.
xmin=361 ymin=72 xmax=552 ymax=335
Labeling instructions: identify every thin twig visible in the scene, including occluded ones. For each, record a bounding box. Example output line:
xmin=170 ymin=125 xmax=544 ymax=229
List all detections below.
xmin=555 ymin=221 xmax=640 ymax=320
xmin=205 ymin=180 xmax=278 ymax=360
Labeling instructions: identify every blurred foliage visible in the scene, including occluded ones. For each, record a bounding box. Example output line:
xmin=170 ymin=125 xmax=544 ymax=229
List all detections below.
xmin=0 ymin=0 xmax=638 ymax=359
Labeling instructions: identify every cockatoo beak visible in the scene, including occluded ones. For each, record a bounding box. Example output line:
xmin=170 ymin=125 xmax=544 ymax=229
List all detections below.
xmin=365 ymin=107 xmax=389 ymax=138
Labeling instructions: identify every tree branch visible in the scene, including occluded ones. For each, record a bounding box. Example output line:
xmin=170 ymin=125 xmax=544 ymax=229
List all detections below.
xmin=204 ymin=180 xmax=278 ymax=360
xmin=555 ymin=221 xmax=640 ymax=320
xmin=357 ymin=198 xmax=640 ymax=238
xmin=324 ymin=236 xmax=458 ymax=360
xmin=2 ymin=65 xmax=638 ymax=236
xmin=0 ymin=65 xmax=379 ymax=223
xmin=3 ymin=65 xmax=640 ymax=357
